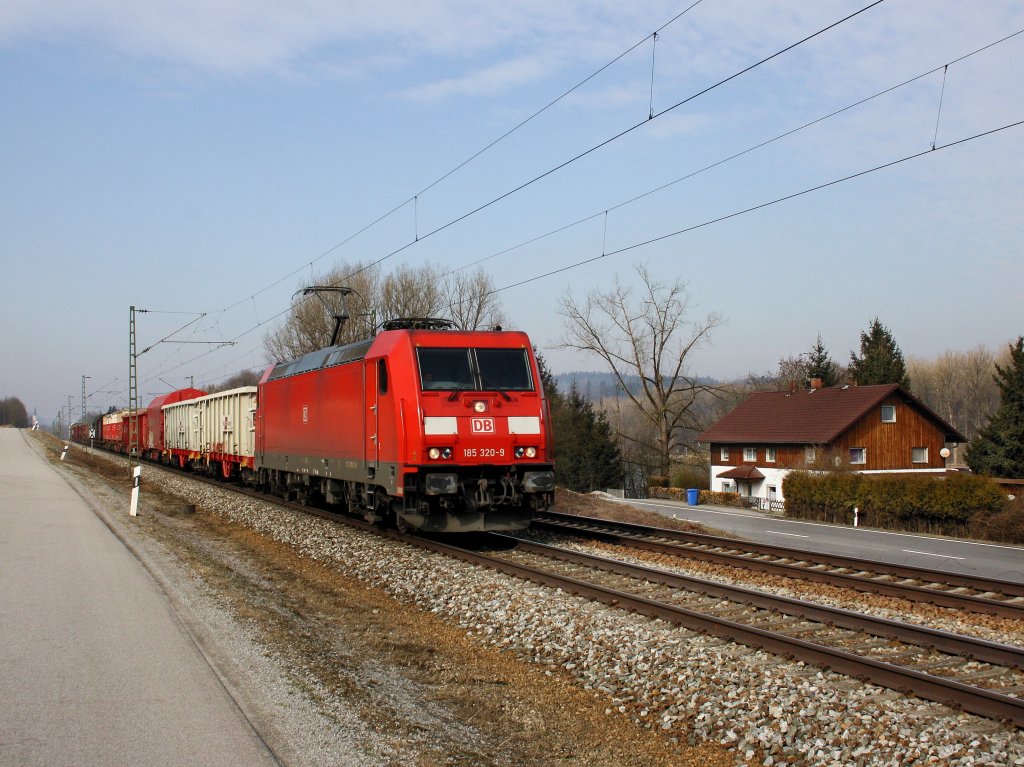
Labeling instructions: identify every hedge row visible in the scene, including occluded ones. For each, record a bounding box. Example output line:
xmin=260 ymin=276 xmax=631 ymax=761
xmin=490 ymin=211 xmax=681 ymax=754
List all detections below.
xmin=782 ymin=471 xmax=1005 ymax=536
xmin=647 ymin=487 xmax=745 ymax=508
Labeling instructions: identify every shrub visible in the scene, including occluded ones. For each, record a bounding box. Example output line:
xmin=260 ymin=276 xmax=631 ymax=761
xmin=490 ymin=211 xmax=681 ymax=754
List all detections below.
xmin=783 ymin=471 xmax=1005 ymax=536
xmin=670 ymin=466 xmax=709 ymax=490
xmin=969 ymin=496 xmax=1024 ymax=544
xmin=699 ymin=490 xmax=744 ymax=507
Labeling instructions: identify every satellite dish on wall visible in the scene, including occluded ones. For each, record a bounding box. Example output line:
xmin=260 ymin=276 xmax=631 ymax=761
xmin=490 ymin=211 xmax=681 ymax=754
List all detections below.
xmin=940 ymin=447 xmax=951 ymax=459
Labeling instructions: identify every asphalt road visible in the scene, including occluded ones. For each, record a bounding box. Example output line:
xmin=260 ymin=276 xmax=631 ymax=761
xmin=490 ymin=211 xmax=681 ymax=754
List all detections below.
xmin=0 ymin=429 xmax=280 ymax=767
xmin=619 ymin=496 xmax=1024 ymax=586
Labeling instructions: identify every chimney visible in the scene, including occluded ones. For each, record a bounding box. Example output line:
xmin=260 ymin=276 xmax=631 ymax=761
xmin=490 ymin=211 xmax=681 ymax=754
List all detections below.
xmin=810 ymin=377 xmax=823 ymax=390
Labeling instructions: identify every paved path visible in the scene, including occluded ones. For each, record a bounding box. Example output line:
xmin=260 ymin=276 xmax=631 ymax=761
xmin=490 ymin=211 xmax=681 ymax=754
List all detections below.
xmin=0 ymin=429 xmax=280 ymax=767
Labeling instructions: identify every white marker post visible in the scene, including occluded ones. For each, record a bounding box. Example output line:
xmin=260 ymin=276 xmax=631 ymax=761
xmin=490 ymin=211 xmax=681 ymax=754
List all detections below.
xmin=853 ymin=506 xmax=859 ymax=527
xmin=60 ymin=445 xmax=69 ymax=461
xmin=129 ymin=465 xmax=141 ymax=517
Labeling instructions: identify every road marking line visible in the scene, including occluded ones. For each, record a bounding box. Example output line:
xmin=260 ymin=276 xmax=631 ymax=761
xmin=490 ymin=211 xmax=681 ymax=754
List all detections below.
xmin=766 ymin=531 xmax=809 ymax=538
xmin=618 ymin=499 xmax=1024 ymax=552
xmin=902 ymin=549 xmax=964 ymax=560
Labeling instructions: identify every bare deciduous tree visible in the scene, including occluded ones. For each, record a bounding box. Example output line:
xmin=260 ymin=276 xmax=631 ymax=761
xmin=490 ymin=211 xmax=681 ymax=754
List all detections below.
xmin=263 ymin=261 xmax=381 ymax=362
xmin=205 ymin=369 xmax=262 ymax=393
xmin=444 ymin=268 xmax=507 ymax=331
xmin=558 ymin=264 xmax=725 ymax=476
xmin=379 ymin=263 xmax=445 ymax=321
xmin=908 ymin=345 xmax=1002 ymax=462
xmin=262 ymin=261 xmax=507 ymax=362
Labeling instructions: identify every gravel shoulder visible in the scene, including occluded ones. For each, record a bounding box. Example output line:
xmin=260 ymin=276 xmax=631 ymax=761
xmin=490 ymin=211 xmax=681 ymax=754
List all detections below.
xmin=33 ymin=433 xmax=732 ymax=767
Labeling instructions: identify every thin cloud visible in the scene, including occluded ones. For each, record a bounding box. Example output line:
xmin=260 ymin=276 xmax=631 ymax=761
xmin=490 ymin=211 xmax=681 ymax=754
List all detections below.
xmin=0 ymin=0 xmax=670 ymax=79
xmin=400 ymin=55 xmax=555 ymax=102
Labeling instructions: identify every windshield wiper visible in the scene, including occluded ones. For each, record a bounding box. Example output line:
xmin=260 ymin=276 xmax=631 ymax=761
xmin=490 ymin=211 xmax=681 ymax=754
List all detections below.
xmin=480 ymin=375 xmax=513 ymax=401
xmin=447 ymin=374 xmax=474 ymax=401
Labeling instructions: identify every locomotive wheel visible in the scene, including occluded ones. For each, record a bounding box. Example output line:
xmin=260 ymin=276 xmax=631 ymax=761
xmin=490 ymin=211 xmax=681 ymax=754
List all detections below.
xmin=395 ymin=511 xmax=410 ymax=534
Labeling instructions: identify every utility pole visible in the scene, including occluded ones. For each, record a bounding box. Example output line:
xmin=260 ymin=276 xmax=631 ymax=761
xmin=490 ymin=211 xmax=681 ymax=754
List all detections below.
xmin=66 ymin=395 xmax=73 ymax=436
xmin=128 ymin=305 xmax=234 ymax=472
xmin=81 ymin=375 xmax=90 ymax=427
xmin=129 ymin=306 xmax=138 ymax=462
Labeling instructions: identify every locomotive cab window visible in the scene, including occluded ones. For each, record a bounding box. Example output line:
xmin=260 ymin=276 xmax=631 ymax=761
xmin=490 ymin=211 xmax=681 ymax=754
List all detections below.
xmin=417 ymin=348 xmax=534 ymax=392
xmin=475 ymin=349 xmax=533 ymax=391
xmin=418 ymin=348 xmax=473 ymax=390
xmin=378 ymin=359 xmax=389 ymax=394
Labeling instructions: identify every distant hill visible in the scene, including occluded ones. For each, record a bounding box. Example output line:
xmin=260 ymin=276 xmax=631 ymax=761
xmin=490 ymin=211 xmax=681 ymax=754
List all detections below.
xmin=552 ymin=371 xmax=721 ymax=402
xmin=552 ymin=371 xmax=630 ymax=400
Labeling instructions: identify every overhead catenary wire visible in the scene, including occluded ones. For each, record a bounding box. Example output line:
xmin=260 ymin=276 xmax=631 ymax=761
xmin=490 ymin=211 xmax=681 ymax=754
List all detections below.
xmin=220 ymin=1 xmax=707 ymax=316
xmin=482 ymin=118 xmax=1024 ymax=298
xmin=146 ymin=113 xmax=1023 ymax=388
xmin=439 ymin=26 xmax=1024 ymax=280
xmin=139 ymin=8 xmax=1024 ymax=389
xmin=246 ymin=0 xmax=888 ymax=324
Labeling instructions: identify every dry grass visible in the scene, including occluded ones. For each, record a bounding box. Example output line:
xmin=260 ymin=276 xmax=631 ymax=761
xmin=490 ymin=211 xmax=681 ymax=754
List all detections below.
xmin=552 ymin=487 xmax=732 ymax=537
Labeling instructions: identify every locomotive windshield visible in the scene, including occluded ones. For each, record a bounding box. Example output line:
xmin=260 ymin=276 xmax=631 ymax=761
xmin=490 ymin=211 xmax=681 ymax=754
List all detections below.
xmin=417 ymin=348 xmax=534 ymax=392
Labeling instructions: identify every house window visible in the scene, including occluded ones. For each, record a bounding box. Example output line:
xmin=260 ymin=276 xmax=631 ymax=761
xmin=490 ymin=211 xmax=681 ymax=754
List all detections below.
xmin=766 ymin=447 xmax=777 ymax=463
xmin=743 ymin=447 xmax=757 ymax=462
xmin=849 ymin=447 xmax=867 ymax=464
xmin=881 ymin=405 xmax=896 ymax=423
xmin=912 ymin=447 xmax=929 ymax=463
xmin=720 ymin=446 xmax=729 ymax=462
xmin=721 ymin=481 xmax=733 ymax=492
xmin=805 ymin=446 xmax=816 ymax=464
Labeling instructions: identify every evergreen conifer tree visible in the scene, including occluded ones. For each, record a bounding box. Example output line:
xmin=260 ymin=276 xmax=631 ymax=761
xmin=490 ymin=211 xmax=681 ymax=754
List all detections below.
xmin=535 ymin=350 xmax=623 ymax=492
xmin=966 ymin=336 xmax=1024 ymax=478
xmin=848 ymin=318 xmax=910 ymax=387
xmin=806 ymin=334 xmax=841 ymax=387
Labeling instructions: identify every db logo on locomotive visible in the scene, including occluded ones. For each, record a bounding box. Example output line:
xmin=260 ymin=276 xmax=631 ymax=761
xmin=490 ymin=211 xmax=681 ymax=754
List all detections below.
xmin=470 ymin=417 xmax=495 ymax=434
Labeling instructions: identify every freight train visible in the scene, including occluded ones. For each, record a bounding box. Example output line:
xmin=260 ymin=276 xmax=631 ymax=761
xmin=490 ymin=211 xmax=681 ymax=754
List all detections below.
xmin=75 ymin=319 xmax=554 ymax=533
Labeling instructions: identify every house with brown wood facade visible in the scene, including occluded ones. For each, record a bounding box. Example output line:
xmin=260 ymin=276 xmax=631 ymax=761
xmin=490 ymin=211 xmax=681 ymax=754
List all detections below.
xmin=697 ymin=382 xmax=967 ymax=504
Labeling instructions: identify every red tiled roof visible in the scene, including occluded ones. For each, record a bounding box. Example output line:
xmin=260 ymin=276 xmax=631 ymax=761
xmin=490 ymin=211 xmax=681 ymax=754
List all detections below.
xmin=698 ymin=384 xmax=966 ymax=445
xmin=717 ymin=465 xmax=765 ymax=480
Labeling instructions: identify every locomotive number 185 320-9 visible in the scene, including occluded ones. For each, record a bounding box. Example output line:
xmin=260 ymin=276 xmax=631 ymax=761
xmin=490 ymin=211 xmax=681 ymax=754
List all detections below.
xmin=463 ymin=447 xmax=506 ymax=458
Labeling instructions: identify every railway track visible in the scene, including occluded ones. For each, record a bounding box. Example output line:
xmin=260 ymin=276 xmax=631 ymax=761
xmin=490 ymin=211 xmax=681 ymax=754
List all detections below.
xmin=532 ymin=510 xmax=1024 ymax=620
xmin=93 ymin=455 xmax=1024 ymax=727
xmin=435 ymin=534 xmax=1024 ymax=728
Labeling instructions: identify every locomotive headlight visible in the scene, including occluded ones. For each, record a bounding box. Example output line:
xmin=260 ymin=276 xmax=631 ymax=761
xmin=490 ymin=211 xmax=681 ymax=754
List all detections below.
xmin=428 ymin=447 xmax=453 ymax=461
xmin=515 ymin=446 xmax=538 ymax=459
xmin=473 ymin=400 xmax=487 ymax=413
xmin=524 ymin=446 xmax=537 ymax=458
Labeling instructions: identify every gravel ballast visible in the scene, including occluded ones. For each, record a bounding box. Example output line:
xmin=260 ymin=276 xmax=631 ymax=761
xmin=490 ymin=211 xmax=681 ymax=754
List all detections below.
xmin=141 ymin=467 xmax=1024 ymax=767
xmin=48 ymin=438 xmax=1024 ymax=767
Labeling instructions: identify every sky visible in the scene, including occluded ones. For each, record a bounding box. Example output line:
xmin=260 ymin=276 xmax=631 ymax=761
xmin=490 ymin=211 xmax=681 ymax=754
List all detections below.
xmin=1 ymin=0 xmax=1022 ymax=424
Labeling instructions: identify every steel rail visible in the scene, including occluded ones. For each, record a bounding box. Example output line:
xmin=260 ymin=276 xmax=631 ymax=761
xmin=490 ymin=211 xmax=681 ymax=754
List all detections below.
xmin=79 ymin=453 xmax=1024 ymax=726
xmin=534 ymin=511 xmax=1024 ymax=619
xmin=418 ymin=535 xmax=1024 ymax=728
xmin=498 ymin=536 xmax=1024 ymax=671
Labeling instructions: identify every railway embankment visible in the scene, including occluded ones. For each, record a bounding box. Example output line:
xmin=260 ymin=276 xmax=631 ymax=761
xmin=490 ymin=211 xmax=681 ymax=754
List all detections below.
xmin=34 ymin=433 xmax=1024 ymax=766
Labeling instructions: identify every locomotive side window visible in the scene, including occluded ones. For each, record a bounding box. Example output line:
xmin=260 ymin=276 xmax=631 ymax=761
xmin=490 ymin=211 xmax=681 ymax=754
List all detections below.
xmin=476 ymin=349 xmax=533 ymax=391
xmin=418 ymin=348 xmax=473 ymax=390
xmin=417 ymin=348 xmax=534 ymax=392
xmin=378 ymin=359 xmax=389 ymax=394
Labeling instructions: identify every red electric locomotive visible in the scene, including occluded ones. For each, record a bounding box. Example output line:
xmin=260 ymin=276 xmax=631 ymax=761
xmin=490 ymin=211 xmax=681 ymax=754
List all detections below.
xmin=255 ymin=318 xmax=554 ymax=532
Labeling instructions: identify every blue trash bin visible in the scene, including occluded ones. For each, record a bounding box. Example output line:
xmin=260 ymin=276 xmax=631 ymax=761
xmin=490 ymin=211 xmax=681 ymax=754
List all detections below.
xmin=686 ymin=488 xmax=699 ymax=506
